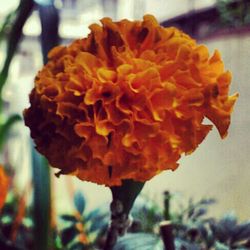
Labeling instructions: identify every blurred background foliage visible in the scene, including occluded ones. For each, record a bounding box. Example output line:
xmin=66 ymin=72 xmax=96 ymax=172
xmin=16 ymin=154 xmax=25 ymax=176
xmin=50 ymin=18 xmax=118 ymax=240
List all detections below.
xmin=217 ymin=0 xmax=250 ymax=27
xmin=0 ymin=0 xmax=249 ymax=249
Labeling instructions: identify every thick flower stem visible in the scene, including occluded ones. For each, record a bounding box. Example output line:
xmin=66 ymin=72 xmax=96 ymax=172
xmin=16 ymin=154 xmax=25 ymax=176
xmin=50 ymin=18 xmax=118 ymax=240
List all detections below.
xmin=104 ymin=200 xmax=130 ymax=250
xmin=104 ymin=180 xmax=145 ymax=250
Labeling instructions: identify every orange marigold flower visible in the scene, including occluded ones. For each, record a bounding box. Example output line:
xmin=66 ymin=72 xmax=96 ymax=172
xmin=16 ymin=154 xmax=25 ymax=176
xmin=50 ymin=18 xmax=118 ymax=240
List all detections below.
xmin=24 ymin=15 xmax=238 ymax=186
xmin=0 ymin=165 xmax=9 ymax=210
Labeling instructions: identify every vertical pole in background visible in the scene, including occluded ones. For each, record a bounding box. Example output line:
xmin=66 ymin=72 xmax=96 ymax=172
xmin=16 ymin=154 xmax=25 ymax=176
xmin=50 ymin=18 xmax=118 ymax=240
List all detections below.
xmin=31 ymin=149 xmax=52 ymax=250
xmin=37 ymin=0 xmax=60 ymax=64
xmin=160 ymin=191 xmax=175 ymax=250
xmin=32 ymin=1 xmax=60 ymax=249
xmin=160 ymin=221 xmax=175 ymax=250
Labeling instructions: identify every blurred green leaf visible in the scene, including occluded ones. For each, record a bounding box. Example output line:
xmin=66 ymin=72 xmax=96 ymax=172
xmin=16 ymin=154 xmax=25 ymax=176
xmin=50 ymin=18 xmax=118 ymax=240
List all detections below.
xmin=1 ymin=215 xmax=13 ymax=224
xmin=69 ymin=242 xmax=89 ymax=250
xmin=215 ymin=241 xmax=230 ymax=250
xmin=61 ymin=226 xmax=79 ymax=246
xmin=84 ymin=208 xmax=104 ymax=223
xmin=0 ymin=10 xmax=16 ymax=44
xmin=84 ymin=207 xmax=109 ymax=228
xmin=234 ymin=221 xmax=250 ymax=241
xmin=0 ymin=114 xmax=21 ymax=151
xmin=87 ymin=217 xmax=107 ymax=234
xmin=61 ymin=215 xmax=78 ymax=223
xmin=74 ymin=191 xmax=86 ymax=215
xmin=175 ymin=238 xmax=200 ymax=250
xmin=31 ymin=1 xmax=60 ymax=250
xmin=113 ymin=233 xmax=163 ymax=250
xmin=32 ymin=148 xmax=51 ymax=250
xmin=0 ymin=236 xmax=25 ymax=250
xmin=0 ymin=0 xmax=34 ymax=99
xmin=53 ymin=234 xmax=63 ymax=250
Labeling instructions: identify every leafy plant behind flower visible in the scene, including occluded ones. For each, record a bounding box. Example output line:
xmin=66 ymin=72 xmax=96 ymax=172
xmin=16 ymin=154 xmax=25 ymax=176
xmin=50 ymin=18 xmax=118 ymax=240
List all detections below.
xmin=58 ymin=191 xmax=109 ymax=250
xmin=115 ymin=192 xmax=215 ymax=250
xmin=209 ymin=213 xmax=250 ymax=249
xmin=0 ymin=191 xmax=34 ymax=250
xmin=130 ymin=195 xmax=163 ymax=233
xmin=116 ymin=192 xmax=250 ymax=250
xmin=217 ymin=0 xmax=250 ymax=27
xmin=0 ymin=1 xmax=27 ymax=152
xmin=172 ymin=196 xmax=216 ymax=249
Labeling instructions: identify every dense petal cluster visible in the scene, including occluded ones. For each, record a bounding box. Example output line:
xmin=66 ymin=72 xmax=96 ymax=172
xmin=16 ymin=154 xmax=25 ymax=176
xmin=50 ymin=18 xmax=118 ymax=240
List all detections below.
xmin=0 ymin=165 xmax=8 ymax=210
xmin=24 ymin=15 xmax=238 ymax=186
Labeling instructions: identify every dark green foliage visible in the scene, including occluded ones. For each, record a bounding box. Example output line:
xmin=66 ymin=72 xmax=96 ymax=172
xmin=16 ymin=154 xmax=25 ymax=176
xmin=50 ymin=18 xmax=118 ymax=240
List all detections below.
xmin=0 ymin=9 xmax=17 ymax=44
xmin=0 ymin=192 xmax=34 ymax=250
xmin=0 ymin=0 xmax=34 ymax=100
xmin=31 ymin=148 xmax=52 ymax=250
xmin=0 ymin=114 xmax=21 ymax=151
xmin=61 ymin=215 xmax=78 ymax=223
xmin=59 ymin=191 xmax=109 ymax=250
xmin=31 ymin=1 xmax=60 ymax=250
xmin=217 ymin=0 xmax=250 ymax=27
xmin=0 ymin=0 xmax=29 ymax=151
xmin=69 ymin=242 xmax=89 ymax=250
xmin=61 ymin=226 xmax=79 ymax=246
xmin=209 ymin=213 xmax=250 ymax=249
xmin=130 ymin=193 xmax=250 ymax=250
xmin=131 ymin=196 xmax=163 ymax=233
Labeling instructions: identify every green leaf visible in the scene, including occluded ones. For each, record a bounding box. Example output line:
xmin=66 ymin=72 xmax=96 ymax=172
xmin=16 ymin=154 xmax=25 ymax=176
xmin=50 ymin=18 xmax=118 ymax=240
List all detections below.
xmin=113 ymin=233 xmax=163 ymax=250
xmin=74 ymin=191 xmax=86 ymax=215
xmin=0 ymin=114 xmax=21 ymax=151
xmin=69 ymin=242 xmax=88 ymax=250
xmin=234 ymin=221 xmax=250 ymax=241
xmin=0 ymin=10 xmax=16 ymax=44
xmin=215 ymin=241 xmax=230 ymax=250
xmin=60 ymin=214 xmax=78 ymax=223
xmin=61 ymin=226 xmax=79 ymax=246
xmin=32 ymin=147 xmax=52 ymax=250
xmin=0 ymin=0 xmax=34 ymax=98
xmin=84 ymin=208 xmax=105 ymax=223
xmin=175 ymin=238 xmax=200 ymax=250
xmin=215 ymin=213 xmax=237 ymax=240
xmin=87 ymin=217 xmax=108 ymax=234
xmin=29 ymin=0 xmax=58 ymax=250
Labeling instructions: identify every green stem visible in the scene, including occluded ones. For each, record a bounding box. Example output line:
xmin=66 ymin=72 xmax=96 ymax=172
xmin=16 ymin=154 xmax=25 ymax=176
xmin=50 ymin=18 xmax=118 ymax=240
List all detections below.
xmin=0 ymin=0 xmax=34 ymax=99
xmin=104 ymin=179 xmax=145 ymax=250
xmin=31 ymin=146 xmax=52 ymax=250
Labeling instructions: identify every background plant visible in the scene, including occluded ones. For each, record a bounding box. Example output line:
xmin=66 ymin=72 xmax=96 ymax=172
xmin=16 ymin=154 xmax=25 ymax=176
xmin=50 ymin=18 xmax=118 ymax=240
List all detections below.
xmin=217 ymin=0 xmax=250 ymax=27
xmin=58 ymin=191 xmax=109 ymax=250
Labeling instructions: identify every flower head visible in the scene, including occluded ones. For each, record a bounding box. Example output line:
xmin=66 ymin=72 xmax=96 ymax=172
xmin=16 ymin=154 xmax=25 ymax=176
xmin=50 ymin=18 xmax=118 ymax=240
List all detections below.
xmin=24 ymin=15 xmax=238 ymax=186
xmin=0 ymin=165 xmax=9 ymax=210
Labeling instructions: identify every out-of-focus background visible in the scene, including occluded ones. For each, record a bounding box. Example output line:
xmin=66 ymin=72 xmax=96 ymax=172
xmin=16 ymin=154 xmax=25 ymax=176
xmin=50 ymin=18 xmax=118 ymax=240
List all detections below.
xmin=0 ymin=0 xmax=249 ymax=222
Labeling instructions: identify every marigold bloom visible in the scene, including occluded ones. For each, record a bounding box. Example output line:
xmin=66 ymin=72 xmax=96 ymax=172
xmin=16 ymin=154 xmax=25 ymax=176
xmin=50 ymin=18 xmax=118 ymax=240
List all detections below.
xmin=0 ymin=165 xmax=9 ymax=210
xmin=24 ymin=15 xmax=238 ymax=186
